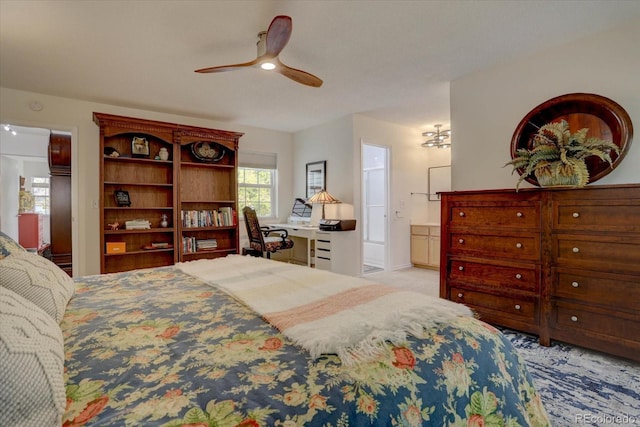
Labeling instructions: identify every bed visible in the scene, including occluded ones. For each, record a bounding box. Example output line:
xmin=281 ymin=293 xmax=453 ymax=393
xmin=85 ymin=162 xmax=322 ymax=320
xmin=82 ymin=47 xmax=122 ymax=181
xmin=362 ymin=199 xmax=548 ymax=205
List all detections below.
xmin=0 ymin=232 xmax=549 ymax=426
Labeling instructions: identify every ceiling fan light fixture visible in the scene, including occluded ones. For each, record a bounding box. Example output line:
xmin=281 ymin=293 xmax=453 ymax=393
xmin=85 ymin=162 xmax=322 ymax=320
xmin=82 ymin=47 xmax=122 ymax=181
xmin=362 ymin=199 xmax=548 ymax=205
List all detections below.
xmin=194 ymin=16 xmax=323 ymax=87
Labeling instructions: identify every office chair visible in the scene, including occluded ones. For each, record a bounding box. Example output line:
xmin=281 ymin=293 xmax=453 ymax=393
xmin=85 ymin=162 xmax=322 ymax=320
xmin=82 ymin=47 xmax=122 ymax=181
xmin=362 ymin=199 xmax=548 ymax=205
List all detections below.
xmin=242 ymin=206 xmax=294 ymax=259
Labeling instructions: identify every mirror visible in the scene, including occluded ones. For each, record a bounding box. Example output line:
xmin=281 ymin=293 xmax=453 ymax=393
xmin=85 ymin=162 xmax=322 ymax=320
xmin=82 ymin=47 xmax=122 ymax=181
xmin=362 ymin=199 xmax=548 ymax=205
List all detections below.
xmin=428 ymin=165 xmax=451 ymax=201
xmin=511 ymin=93 xmax=633 ymax=186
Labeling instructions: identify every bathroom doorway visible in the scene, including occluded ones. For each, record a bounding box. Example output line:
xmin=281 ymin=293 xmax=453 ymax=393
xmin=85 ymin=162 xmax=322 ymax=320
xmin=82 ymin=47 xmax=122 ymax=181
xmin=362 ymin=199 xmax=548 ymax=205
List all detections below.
xmin=361 ymin=142 xmax=389 ymax=273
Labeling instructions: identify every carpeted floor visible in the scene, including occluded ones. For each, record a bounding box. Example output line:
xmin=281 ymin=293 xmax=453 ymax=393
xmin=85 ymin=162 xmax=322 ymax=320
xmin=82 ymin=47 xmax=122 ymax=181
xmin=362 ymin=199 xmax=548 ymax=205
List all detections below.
xmin=364 ymin=267 xmax=640 ymax=427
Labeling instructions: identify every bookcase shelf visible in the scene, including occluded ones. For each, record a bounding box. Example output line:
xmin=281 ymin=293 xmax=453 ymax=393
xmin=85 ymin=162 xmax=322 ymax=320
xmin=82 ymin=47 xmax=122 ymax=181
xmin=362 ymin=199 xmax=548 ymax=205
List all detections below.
xmin=95 ymin=112 xmax=243 ymax=274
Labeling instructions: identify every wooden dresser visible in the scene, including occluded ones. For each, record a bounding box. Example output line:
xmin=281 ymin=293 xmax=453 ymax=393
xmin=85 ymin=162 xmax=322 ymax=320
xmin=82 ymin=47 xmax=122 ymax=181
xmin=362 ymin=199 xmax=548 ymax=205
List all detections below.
xmin=440 ymin=184 xmax=640 ymax=361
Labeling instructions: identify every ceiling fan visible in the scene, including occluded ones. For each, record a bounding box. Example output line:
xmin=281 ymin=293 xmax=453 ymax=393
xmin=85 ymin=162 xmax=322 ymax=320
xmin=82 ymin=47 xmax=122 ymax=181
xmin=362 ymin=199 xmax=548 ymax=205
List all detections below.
xmin=195 ymin=15 xmax=323 ymax=88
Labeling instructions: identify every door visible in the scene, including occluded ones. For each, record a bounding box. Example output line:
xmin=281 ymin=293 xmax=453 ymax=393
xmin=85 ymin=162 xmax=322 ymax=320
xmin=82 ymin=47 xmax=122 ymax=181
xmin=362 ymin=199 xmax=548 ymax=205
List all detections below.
xmin=362 ymin=143 xmax=389 ymax=272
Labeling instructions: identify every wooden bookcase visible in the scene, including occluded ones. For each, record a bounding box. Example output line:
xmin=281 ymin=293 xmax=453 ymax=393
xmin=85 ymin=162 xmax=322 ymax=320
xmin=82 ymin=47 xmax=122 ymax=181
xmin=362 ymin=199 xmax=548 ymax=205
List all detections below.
xmin=94 ymin=113 xmax=243 ymax=273
xmin=176 ymin=127 xmax=240 ymax=262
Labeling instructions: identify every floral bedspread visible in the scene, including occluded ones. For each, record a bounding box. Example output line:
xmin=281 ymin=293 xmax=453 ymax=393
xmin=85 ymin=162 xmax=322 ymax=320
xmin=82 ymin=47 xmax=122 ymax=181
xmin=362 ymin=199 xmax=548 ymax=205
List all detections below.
xmin=61 ymin=266 xmax=549 ymax=426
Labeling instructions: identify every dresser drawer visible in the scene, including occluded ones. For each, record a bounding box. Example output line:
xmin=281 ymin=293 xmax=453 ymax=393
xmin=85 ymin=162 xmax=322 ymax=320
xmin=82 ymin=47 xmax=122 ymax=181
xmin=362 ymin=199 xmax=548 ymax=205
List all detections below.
xmin=552 ymin=269 xmax=640 ymax=312
xmin=315 ymin=235 xmax=332 ymax=251
xmin=450 ymin=287 xmax=537 ymax=321
xmin=553 ymin=234 xmax=640 ymax=274
xmin=449 ymin=203 xmax=540 ymax=229
xmin=551 ymin=301 xmax=640 ymax=343
xmin=450 ymin=231 xmax=540 ymax=261
xmin=553 ymin=200 xmax=640 ymax=232
xmin=315 ymin=255 xmax=331 ymax=270
xmin=449 ymin=259 xmax=539 ymax=292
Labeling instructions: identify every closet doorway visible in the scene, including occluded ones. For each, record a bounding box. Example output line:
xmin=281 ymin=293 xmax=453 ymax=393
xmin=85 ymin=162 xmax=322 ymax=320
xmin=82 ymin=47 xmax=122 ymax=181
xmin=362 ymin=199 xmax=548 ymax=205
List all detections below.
xmin=361 ymin=142 xmax=389 ymax=273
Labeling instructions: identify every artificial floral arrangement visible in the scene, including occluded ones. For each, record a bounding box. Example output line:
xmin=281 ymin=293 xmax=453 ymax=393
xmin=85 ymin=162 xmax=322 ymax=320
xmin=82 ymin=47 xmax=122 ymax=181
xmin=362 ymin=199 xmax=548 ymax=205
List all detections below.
xmin=505 ymin=119 xmax=620 ymax=190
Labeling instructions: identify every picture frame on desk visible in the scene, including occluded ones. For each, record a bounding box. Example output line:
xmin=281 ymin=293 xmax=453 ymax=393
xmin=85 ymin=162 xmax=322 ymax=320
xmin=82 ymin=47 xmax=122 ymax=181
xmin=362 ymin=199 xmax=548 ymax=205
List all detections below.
xmin=306 ymin=160 xmax=326 ymax=198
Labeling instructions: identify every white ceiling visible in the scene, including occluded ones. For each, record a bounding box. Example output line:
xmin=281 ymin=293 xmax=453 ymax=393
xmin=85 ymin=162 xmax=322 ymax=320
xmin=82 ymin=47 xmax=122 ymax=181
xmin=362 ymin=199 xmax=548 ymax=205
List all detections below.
xmin=2 ymin=1 xmax=639 ymax=134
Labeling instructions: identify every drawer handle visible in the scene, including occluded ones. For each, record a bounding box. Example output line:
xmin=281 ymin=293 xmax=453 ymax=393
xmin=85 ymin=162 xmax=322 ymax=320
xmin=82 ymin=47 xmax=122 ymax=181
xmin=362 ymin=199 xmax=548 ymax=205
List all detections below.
xmin=572 ymin=212 xmax=580 ymax=218
xmin=459 ymin=211 xmax=465 ymax=217
xmin=572 ymin=247 xmax=580 ymax=253
xmin=457 ymin=293 xmax=463 ymax=298
xmin=458 ymin=238 xmax=465 ymax=244
xmin=516 ymin=243 xmax=522 ymax=249
xmin=516 ymin=212 xmax=523 ymax=218
xmin=571 ymin=281 xmax=579 ymax=288
xmin=571 ymin=315 xmax=578 ymax=322
xmin=514 ymin=304 xmax=521 ymax=310
xmin=515 ymin=273 xmax=522 ymax=279
xmin=458 ymin=266 xmax=464 ymax=271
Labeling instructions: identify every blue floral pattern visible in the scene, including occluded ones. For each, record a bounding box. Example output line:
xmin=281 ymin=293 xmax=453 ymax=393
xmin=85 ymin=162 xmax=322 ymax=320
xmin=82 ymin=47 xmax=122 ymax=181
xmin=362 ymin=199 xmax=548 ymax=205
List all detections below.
xmin=61 ymin=267 xmax=549 ymax=426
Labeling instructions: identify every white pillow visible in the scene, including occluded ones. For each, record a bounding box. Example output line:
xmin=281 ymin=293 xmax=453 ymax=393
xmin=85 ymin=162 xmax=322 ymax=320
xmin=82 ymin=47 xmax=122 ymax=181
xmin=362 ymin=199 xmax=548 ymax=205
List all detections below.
xmin=0 ymin=286 xmax=65 ymax=427
xmin=0 ymin=230 xmax=26 ymax=259
xmin=0 ymin=251 xmax=75 ymax=323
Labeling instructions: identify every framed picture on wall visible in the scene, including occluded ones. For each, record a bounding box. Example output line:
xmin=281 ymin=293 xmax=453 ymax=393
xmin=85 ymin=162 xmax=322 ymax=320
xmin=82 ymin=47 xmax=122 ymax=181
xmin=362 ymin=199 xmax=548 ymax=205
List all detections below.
xmin=306 ymin=160 xmax=326 ymax=198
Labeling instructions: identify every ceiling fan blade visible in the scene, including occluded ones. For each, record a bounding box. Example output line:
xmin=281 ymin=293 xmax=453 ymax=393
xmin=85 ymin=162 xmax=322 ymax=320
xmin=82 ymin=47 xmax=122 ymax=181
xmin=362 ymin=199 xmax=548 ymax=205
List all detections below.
xmin=277 ymin=62 xmax=323 ymax=87
xmin=195 ymin=58 xmax=258 ymax=73
xmin=264 ymin=15 xmax=292 ymax=58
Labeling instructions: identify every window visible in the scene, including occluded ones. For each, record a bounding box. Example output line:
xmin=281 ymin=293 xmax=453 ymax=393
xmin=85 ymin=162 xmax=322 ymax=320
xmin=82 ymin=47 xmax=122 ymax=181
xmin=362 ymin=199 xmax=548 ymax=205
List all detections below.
xmin=31 ymin=176 xmax=50 ymax=215
xmin=238 ymin=151 xmax=278 ymax=218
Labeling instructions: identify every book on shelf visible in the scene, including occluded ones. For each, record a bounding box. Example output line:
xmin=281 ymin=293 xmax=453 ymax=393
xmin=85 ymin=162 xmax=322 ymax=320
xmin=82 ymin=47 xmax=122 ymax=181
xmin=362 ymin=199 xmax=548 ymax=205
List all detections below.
xmin=181 ymin=209 xmax=236 ymax=228
xmin=181 ymin=237 xmax=218 ymax=253
xmin=196 ymin=239 xmax=218 ymax=250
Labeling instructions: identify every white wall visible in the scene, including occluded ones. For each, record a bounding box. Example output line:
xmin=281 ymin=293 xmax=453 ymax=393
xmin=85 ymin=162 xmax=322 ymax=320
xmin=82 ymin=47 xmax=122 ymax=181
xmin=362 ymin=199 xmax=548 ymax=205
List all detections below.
xmin=0 ymin=87 xmax=294 ymax=275
xmin=292 ymin=114 xmax=447 ymax=272
xmin=293 ymin=116 xmax=355 ymax=204
xmin=0 ymin=156 xmax=20 ymax=239
xmin=451 ymin=19 xmax=640 ymax=190
xmin=353 ymin=115 xmax=437 ymax=270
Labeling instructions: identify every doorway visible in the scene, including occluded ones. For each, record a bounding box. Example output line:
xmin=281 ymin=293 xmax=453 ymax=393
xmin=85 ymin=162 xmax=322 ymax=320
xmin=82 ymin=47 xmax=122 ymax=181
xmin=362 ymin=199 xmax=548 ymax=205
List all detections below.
xmin=361 ymin=143 xmax=389 ymax=273
xmin=1 ymin=125 xmax=50 ymax=241
xmin=1 ymin=124 xmax=73 ymax=275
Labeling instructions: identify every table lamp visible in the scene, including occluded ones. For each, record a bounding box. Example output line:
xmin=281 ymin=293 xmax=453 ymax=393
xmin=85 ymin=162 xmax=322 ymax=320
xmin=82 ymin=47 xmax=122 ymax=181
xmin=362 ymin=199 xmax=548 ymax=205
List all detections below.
xmin=307 ymin=189 xmax=341 ymax=219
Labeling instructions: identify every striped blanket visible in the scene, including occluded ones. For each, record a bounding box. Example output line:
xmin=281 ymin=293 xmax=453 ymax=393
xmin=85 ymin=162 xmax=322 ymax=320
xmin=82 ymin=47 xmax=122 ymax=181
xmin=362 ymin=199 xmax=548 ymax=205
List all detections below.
xmin=177 ymin=255 xmax=472 ymax=365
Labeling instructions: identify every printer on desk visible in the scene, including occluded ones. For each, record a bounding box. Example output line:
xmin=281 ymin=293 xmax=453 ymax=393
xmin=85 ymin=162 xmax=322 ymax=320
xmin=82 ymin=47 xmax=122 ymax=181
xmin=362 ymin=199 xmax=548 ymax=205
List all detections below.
xmin=319 ymin=219 xmax=356 ymax=231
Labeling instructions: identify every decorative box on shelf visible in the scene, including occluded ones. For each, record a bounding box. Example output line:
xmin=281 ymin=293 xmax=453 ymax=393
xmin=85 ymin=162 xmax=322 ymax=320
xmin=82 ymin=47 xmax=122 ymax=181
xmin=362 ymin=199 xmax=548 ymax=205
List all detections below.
xmin=106 ymin=242 xmax=126 ymax=254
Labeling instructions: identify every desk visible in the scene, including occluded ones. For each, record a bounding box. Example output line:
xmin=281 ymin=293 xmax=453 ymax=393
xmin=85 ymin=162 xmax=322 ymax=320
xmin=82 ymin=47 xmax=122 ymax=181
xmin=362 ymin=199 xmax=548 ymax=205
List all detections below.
xmin=268 ymin=224 xmax=359 ymax=276
xmin=269 ymin=224 xmax=317 ymax=267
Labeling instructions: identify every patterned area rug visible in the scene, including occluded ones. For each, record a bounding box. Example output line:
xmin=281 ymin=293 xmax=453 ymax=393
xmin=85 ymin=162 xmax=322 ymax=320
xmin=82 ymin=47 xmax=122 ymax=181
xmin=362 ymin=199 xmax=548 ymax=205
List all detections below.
xmin=500 ymin=328 xmax=640 ymax=426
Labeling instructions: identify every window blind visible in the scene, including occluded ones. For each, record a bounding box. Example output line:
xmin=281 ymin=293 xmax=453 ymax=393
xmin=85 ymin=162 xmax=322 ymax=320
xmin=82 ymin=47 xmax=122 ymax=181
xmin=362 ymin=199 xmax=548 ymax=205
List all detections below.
xmin=239 ymin=151 xmax=277 ymax=169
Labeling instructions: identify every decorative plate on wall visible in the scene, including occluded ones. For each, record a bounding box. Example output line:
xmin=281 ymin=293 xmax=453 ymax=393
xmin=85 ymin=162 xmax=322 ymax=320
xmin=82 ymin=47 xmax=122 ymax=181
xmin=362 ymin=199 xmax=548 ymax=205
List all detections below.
xmin=510 ymin=93 xmax=633 ymax=186
xmin=191 ymin=141 xmax=226 ymax=163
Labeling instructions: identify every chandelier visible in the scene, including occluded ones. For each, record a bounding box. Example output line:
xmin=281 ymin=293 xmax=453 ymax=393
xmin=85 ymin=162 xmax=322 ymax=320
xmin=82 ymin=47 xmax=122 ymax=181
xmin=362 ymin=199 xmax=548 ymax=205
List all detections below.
xmin=421 ymin=124 xmax=451 ymax=148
